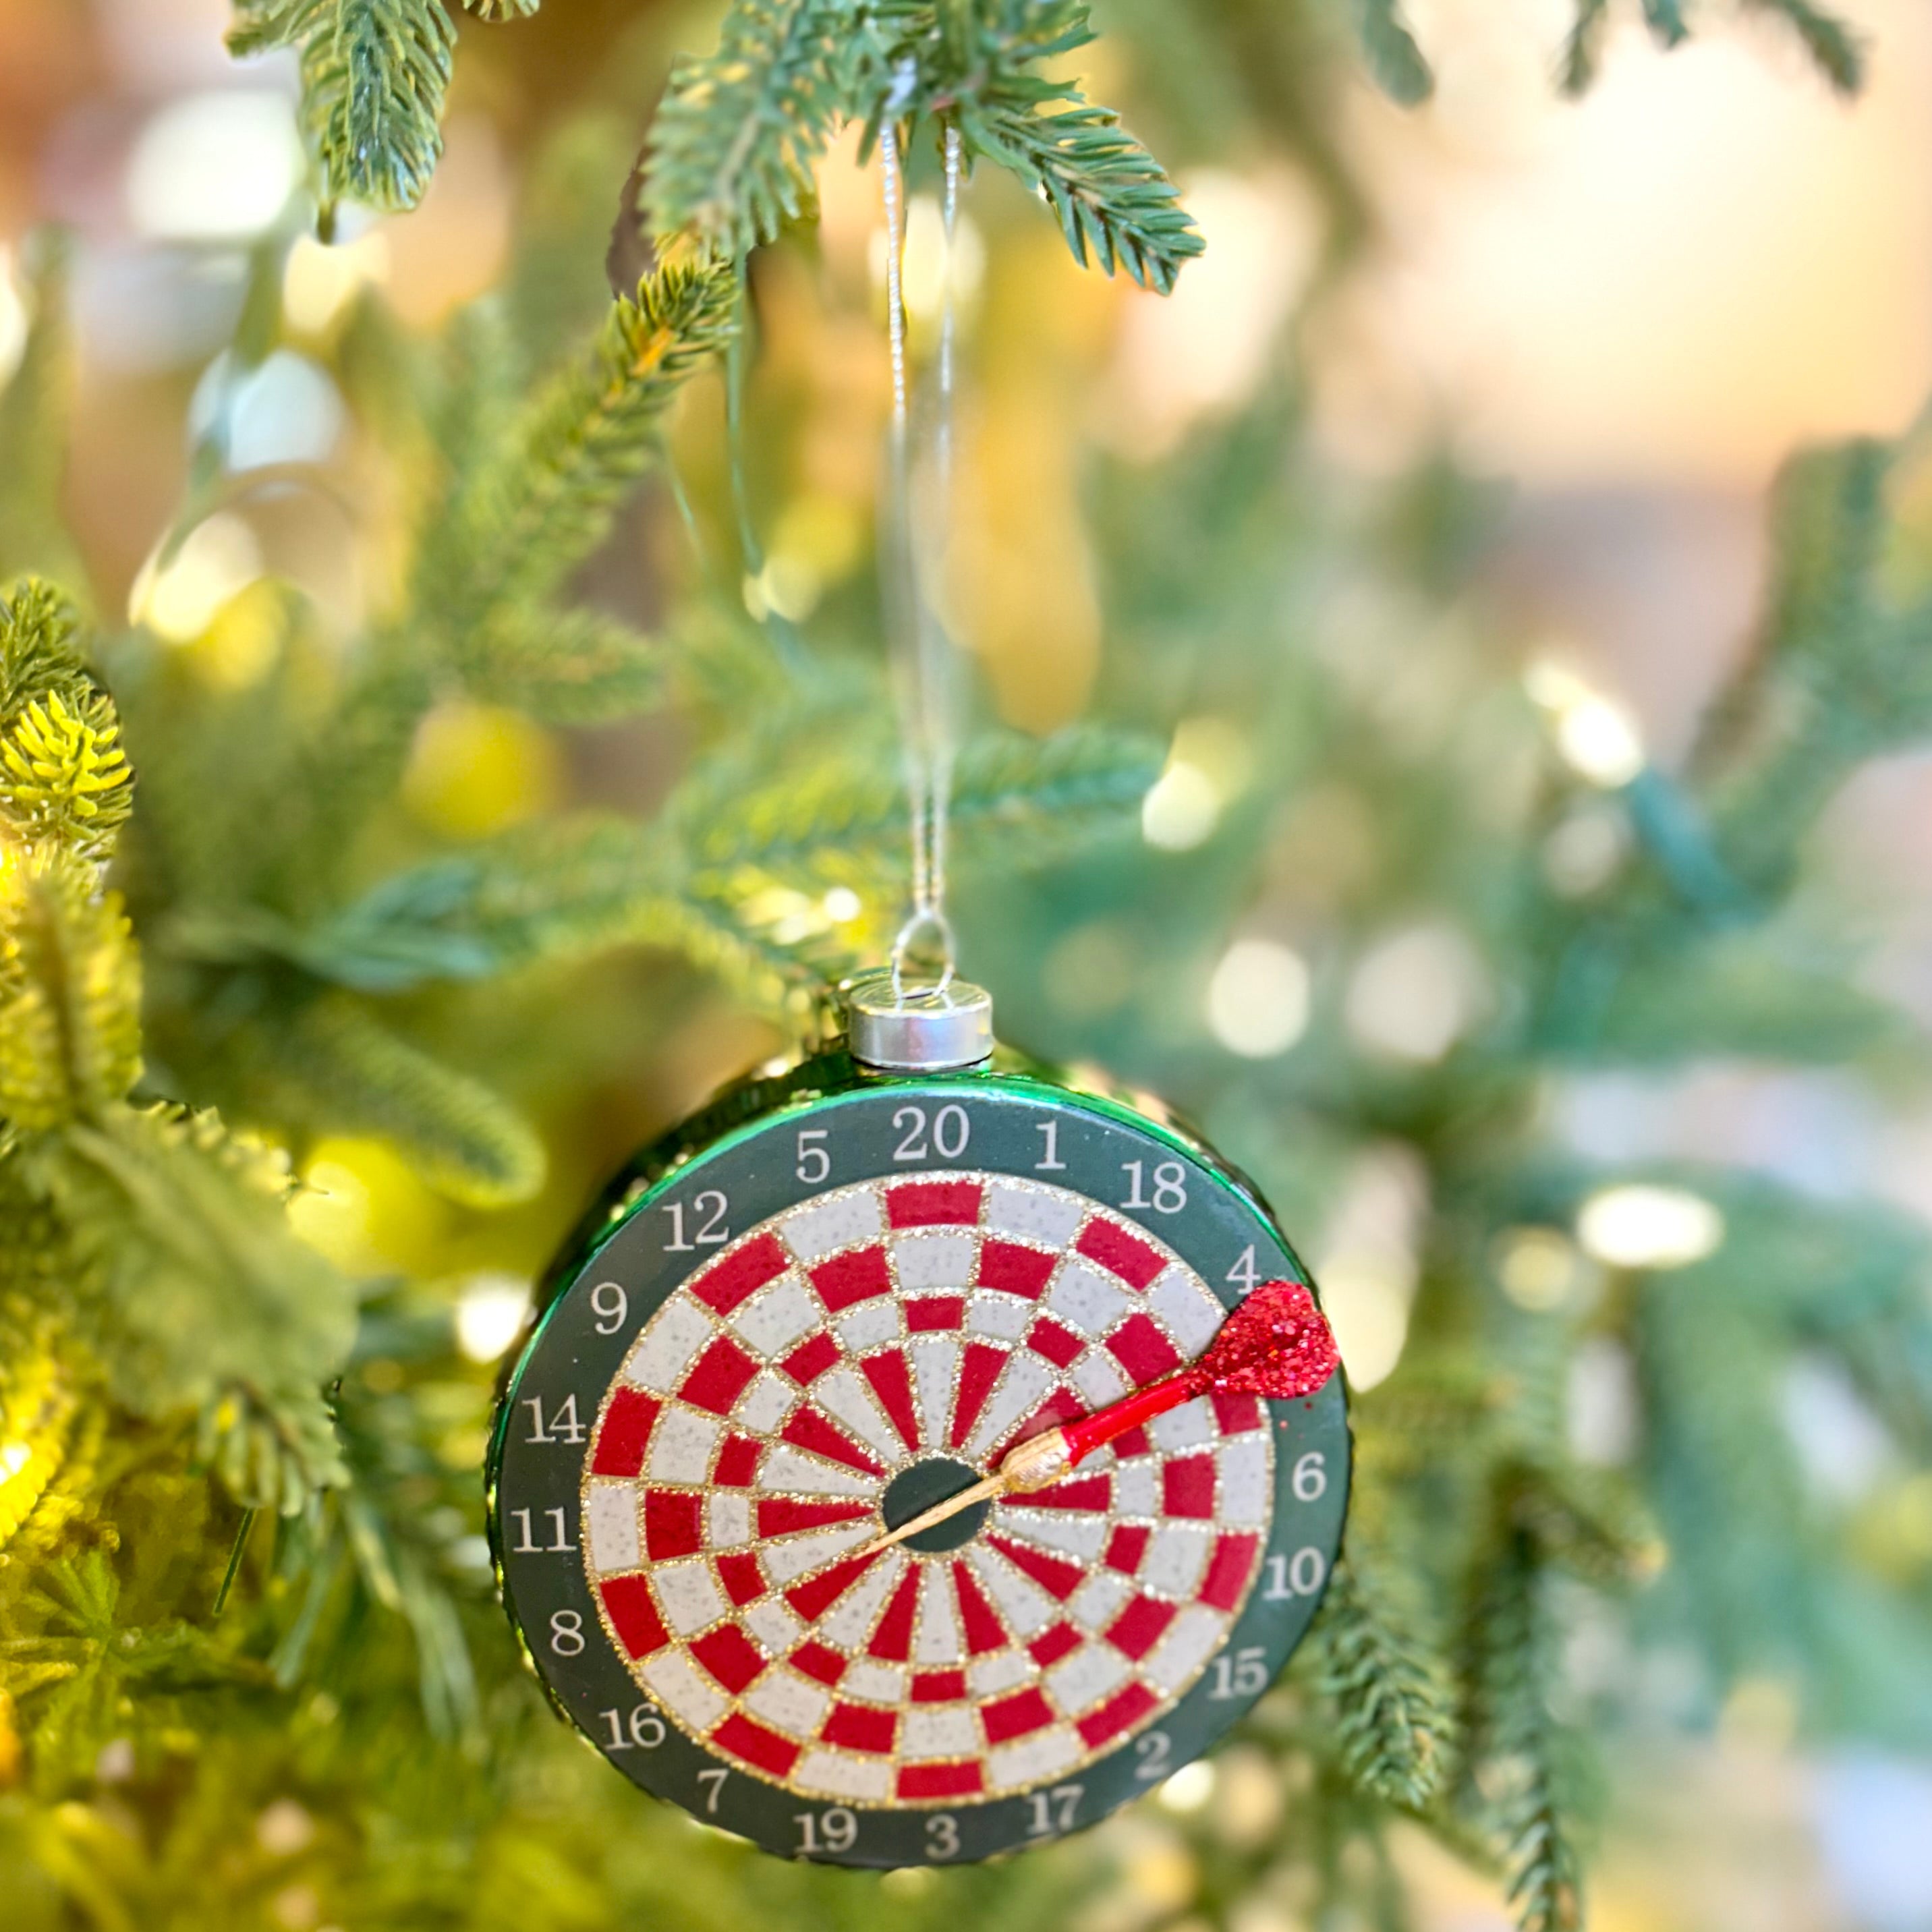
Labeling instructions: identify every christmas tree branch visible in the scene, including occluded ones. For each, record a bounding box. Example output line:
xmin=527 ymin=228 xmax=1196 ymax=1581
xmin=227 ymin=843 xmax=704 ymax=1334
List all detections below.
xmin=21 ymin=1106 xmax=356 ymax=1514
xmin=422 ymin=254 xmax=739 ymax=642
xmin=1307 ymin=1556 xmax=1457 ymax=1811
xmin=641 ymin=0 xmax=863 ymax=256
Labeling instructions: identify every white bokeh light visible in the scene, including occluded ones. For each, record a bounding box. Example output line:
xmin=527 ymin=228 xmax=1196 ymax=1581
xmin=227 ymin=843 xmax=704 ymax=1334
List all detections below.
xmin=229 ymin=351 xmax=345 ymax=468
xmin=283 ymin=231 xmax=391 ymax=335
xmin=1143 ymin=758 xmax=1220 ymax=850
xmin=1344 ymin=921 xmax=1487 ymax=1063
xmin=127 ymin=92 xmax=303 ymax=242
xmin=1206 ymin=938 xmax=1311 ymax=1058
xmin=1576 ymin=1184 xmax=1724 ymax=1269
xmin=1315 ymin=1147 xmax=1425 ymax=1392
xmin=455 ymin=1275 xmax=533 ymax=1364
xmin=0 ymin=248 xmax=28 ymax=387
xmin=1525 ymin=659 xmax=1645 ymax=787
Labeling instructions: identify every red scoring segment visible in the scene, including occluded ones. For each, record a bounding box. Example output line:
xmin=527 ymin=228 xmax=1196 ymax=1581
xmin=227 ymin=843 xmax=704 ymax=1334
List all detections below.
xmin=886 ymin=1180 xmax=984 ymax=1227
xmin=690 ymin=1233 xmax=789 ymax=1315
xmin=571 ymin=1170 xmax=1315 ymax=1809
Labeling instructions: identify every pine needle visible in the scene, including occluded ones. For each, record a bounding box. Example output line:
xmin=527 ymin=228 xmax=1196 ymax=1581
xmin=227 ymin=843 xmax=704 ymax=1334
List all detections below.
xmin=1310 ymin=1558 xmax=1457 ymax=1810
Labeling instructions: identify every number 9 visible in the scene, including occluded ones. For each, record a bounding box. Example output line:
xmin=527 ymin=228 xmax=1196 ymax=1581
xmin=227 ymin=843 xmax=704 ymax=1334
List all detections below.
xmin=590 ymin=1281 xmax=628 ymax=1336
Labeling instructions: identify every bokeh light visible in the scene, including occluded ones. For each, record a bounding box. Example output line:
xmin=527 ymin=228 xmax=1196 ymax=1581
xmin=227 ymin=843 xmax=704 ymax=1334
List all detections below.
xmin=1206 ymin=938 xmax=1311 ymax=1058
xmin=1577 ymin=1183 xmax=1726 ymax=1268
xmin=455 ymin=1276 xmax=534 ymax=1364
xmin=1344 ymin=921 xmax=1487 ymax=1062
xmin=125 ymin=90 xmax=302 ymax=241
xmin=131 ymin=512 xmax=263 ymax=641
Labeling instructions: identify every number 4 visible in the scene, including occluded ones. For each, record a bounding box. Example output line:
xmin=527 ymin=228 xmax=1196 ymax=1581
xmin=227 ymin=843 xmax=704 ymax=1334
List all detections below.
xmin=1227 ymin=1245 xmax=1259 ymax=1292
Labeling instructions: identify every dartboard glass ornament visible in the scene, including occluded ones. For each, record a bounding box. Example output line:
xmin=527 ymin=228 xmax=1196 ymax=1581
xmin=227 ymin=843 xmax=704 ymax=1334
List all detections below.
xmin=488 ymin=973 xmax=1348 ymax=1866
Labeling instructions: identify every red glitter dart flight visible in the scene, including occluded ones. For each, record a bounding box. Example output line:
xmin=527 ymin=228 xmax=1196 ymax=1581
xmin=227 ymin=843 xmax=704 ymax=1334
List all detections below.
xmin=849 ymin=1281 xmax=1341 ymax=1562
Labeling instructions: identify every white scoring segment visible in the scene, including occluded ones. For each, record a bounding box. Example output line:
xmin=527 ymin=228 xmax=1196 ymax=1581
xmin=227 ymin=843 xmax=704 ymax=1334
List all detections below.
xmin=580 ymin=1174 xmax=1278 ymax=1804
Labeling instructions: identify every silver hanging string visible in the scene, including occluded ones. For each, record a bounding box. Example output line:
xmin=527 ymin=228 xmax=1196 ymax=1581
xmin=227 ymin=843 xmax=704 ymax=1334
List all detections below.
xmin=879 ymin=98 xmax=964 ymax=1001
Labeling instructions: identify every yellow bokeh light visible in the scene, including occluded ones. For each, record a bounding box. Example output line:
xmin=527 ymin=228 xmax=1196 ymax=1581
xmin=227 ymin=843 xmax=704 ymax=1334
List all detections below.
xmin=289 ymin=1138 xmax=452 ymax=1275
xmin=402 ymin=700 xmax=563 ymax=840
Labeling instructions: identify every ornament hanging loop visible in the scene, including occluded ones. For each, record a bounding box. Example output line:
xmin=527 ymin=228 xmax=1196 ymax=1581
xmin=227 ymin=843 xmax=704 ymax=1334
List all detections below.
xmin=889 ymin=905 xmax=958 ymax=1000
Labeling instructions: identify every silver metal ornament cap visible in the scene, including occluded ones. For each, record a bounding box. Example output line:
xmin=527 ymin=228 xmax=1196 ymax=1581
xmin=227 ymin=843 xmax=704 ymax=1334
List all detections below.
xmin=844 ymin=970 xmax=994 ymax=1072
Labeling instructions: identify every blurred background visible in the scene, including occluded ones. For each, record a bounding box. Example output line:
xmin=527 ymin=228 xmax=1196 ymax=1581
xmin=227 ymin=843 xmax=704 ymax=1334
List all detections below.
xmin=4 ymin=0 xmax=1932 ymax=1928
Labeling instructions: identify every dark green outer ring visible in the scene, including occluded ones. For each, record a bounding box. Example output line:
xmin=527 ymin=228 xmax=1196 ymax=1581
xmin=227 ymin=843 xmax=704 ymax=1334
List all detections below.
xmin=487 ymin=1048 xmax=1351 ymax=1869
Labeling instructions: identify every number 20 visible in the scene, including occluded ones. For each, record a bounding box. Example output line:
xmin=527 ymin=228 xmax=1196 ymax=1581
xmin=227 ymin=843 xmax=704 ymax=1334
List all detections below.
xmin=892 ymin=1104 xmax=969 ymax=1162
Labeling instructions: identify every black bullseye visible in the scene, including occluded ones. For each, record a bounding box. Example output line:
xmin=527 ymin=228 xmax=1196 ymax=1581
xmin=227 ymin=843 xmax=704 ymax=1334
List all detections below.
xmin=881 ymin=1456 xmax=990 ymax=1553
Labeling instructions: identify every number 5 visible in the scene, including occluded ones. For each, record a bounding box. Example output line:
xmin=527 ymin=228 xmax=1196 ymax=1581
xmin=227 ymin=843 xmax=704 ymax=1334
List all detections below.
xmin=796 ymin=1129 xmax=830 ymax=1185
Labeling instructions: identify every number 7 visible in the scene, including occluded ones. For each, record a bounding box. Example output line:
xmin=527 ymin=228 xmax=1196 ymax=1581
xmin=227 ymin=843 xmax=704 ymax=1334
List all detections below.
xmin=696 ymin=1768 xmax=727 ymax=1815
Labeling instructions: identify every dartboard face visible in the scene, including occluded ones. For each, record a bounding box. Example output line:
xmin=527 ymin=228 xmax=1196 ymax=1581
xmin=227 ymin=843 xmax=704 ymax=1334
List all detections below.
xmin=490 ymin=1065 xmax=1348 ymax=1866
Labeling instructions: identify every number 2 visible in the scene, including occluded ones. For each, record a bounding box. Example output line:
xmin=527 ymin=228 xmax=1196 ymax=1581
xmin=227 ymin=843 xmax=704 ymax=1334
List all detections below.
xmin=1133 ymin=1732 xmax=1172 ymax=1780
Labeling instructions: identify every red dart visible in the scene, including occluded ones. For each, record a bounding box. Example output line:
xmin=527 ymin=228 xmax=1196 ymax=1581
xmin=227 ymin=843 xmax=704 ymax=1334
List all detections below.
xmin=849 ymin=1282 xmax=1342 ymax=1558
xmin=1054 ymin=1278 xmax=1340 ymax=1467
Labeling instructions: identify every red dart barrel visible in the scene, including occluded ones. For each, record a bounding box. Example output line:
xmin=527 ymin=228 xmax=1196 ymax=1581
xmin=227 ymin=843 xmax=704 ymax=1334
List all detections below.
xmin=1059 ymin=1281 xmax=1340 ymax=1466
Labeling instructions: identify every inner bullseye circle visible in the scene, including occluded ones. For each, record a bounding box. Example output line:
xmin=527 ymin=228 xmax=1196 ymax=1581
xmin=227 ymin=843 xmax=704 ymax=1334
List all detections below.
xmin=880 ymin=1456 xmax=990 ymax=1554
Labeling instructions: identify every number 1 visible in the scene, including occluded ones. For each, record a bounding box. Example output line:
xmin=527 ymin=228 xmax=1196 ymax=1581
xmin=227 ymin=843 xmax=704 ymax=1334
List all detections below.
xmin=1034 ymin=1120 xmax=1067 ymax=1170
